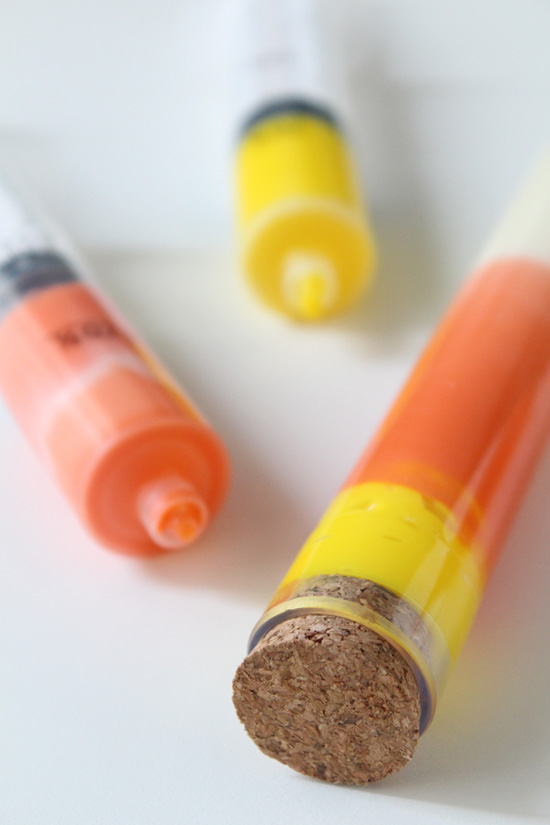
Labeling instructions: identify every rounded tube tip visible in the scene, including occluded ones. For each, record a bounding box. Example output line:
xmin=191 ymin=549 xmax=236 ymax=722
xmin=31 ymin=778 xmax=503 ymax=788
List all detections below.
xmin=138 ymin=475 xmax=210 ymax=551
xmin=282 ymin=253 xmax=337 ymax=321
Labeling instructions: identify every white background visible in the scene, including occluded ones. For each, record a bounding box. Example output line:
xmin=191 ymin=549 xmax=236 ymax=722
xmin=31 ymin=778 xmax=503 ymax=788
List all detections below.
xmin=1 ymin=1 xmax=550 ymax=823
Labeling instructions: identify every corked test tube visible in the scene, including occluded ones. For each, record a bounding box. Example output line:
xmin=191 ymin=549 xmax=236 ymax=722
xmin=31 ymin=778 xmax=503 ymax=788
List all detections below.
xmin=0 ymin=175 xmax=230 ymax=555
xmin=233 ymin=153 xmax=550 ymax=783
xmin=231 ymin=0 xmax=376 ymax=322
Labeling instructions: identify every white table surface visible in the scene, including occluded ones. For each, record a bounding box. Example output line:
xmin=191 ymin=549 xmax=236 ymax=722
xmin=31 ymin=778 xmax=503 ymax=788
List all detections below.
xmin=1 ymin=1 xmax=550 ymax=822
xmin=1 ymin=248 xmax=549 ymax=825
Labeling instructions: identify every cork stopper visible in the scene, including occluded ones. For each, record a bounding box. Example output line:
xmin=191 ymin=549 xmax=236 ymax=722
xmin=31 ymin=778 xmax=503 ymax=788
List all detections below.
xmin=233 ymin=576 xmax=422 ymax=784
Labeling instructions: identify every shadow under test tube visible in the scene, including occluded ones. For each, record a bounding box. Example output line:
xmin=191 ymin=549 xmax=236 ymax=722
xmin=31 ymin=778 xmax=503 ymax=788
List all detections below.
xmin=234 ymin=151 xmax=550 ymax=783
xmin=0 ymin=178 xmax=230 ymax=555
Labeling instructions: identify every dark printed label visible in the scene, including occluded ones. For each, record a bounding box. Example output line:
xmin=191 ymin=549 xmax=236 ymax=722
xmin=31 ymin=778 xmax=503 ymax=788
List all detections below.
xmin=51 ymin=317 xmax=122 ymax=348
xmin=0 ymin=251 xmax=78 ymax=323
xmin=239 ymin=97 xmax=341 ymax=140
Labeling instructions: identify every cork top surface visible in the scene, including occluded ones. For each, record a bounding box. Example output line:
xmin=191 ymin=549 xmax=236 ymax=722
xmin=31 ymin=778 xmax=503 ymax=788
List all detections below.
xmin=233 ymin=606 xmax=421 ymax=785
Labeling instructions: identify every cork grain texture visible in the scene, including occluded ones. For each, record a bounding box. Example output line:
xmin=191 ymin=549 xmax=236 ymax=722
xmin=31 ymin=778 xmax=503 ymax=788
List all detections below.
xmin=233 ymin=576 xmax=421 ymax=785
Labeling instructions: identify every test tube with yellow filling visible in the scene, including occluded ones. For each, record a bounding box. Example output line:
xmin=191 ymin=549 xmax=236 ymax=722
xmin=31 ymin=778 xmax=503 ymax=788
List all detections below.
xmin=233 ymin=153 xmax=550 ymax=783
xmin=232 ymin=0 xmax=376 ymax=321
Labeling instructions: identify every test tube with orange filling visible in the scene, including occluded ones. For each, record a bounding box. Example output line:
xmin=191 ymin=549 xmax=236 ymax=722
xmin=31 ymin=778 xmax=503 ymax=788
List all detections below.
xmin=233 ymin=152 xmax=550 ymax=783
xmin=0 ymin=175 xmax=230 ymax=555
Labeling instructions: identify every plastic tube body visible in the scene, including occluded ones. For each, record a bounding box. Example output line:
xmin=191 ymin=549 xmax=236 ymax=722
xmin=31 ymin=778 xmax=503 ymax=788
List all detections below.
xmin=0 ymin=180 xmax=230 ymax=555
xmin=249 ymin=154 xmax=550 ymax=731
xmin=232 ymin=0 xmax=376 ymax=321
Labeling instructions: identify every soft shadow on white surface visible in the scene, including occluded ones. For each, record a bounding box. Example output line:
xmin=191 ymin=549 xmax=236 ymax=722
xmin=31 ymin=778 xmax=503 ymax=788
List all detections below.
xmin=331 ymin=208 xmax=447 ymax=357
xmin=139 ymin=421 xmax=310 ymax=608
xmin=322 ymin=31 xmax=452 ymax=357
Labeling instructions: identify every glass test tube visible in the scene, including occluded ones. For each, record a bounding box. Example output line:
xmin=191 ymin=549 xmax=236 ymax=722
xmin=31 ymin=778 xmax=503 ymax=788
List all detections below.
xmin=247 ymin=152 xmax=550 ymax=732
xmin=232 ymin=0 xmax=376 ymax=321
xmin=0 ymin=176 xmax=230 ymax=555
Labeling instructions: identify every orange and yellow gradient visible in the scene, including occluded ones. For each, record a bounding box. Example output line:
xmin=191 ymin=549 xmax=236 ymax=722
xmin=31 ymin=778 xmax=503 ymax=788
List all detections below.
xmin=249 ymin=156 xmax=550 ymax=732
